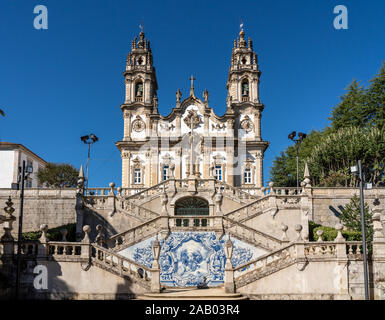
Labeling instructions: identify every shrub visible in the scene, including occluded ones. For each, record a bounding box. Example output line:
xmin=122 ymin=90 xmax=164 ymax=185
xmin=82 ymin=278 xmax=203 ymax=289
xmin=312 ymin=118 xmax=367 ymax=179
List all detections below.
xmin=309 ymin=221 xmax=362 ymax=241
xmin=22 ymin=223 xmax=76 ymax=241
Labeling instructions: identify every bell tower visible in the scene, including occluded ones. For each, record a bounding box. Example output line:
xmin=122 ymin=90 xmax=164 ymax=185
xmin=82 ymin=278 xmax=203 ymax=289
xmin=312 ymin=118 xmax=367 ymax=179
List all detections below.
xmin=123 ymin=31 xmax=158 ymax=107
xmin=226 ymin=28 xmax=261 ymax=105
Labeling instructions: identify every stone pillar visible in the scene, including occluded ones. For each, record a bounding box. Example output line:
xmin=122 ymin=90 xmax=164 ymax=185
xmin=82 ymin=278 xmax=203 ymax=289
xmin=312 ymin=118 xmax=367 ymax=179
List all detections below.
xmin=334 ymin=223 xmax=349 ymax=299
xmin=37 ymin=224 xmax=49 ymax=258
xmin=203 ymin=146 xmax=210 ymax=180
xmin=145 ymin=151 xmax=151 ymax=187
xmin=175 ymin=149 xmax=182 ymax=180
xmin=81 ymin=225 xmax=92 ymax=260
xmin=226 ymin=148 xmax=234 ymax=187
xmin=204 ymin=112 xmax=210 ymax=136
xmin=372 ymin=211 xmax=385 ymax=300
xmin=121 ymin=151 xmax=130 ymax=188
xmin=151 ymin=236 xmax=161 ymax=293
xmin=125 ymin=79 xmax=131 ymax=103
xmin=175 ymin=113 xmax=181 ymax=137
xmin=145 ymin=115 xmax=151 ymax=139
xmin=107 ymin=182 xmax=116 ymax=216
xmin=224 ymin=236 xmax=235 ymax=293
xmin=123 ymin=112 xmax=131 ymax=140
xmin=150 ymin=148 xmax=159 ymax=185
xmin=254 ymin=151 xmax=263 ymax=189
xmin=254 ymin=110 xmax=261 ymax=141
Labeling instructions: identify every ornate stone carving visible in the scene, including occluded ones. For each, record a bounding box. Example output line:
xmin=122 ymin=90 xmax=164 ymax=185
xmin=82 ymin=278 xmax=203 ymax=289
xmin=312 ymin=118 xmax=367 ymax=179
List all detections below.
xmin=212 ymin=123 xmax=226 ymax=131
xmin=240 ymin=115 xmax=254 ymax=132
xmin=160 ymin=123 xmax=175 ymax=131
xmin=132 ymin=115 xmax=146 ymax=132
xmin=183 ymin=109 xmax=201 ymax=129
xmin=121 ymin=151 xmax=131 ymax=159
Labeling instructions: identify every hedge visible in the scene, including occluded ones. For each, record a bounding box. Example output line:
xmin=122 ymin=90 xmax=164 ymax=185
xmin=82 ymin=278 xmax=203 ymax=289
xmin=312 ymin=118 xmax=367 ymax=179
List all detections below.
xmin=309 ymin=221 xmax=362 ymax=242
xmin=22 ymin=223 xmax=76 ymax=242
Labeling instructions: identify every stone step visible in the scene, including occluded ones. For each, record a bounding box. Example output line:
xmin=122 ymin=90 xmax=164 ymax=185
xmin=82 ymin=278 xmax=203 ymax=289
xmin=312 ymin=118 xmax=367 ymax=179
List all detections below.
xmin=136 ymin=288 xmax=248 ymax=300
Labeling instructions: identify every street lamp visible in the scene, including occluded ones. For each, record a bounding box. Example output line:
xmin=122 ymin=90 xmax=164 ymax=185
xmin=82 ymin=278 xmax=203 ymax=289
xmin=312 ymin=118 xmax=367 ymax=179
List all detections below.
xmin=350 ymin=160 xmax=370 ymax=300
xmin=15 ymin=160 xmax=33 ymax=299
xmin=80 ymin=134 xmax=99 ymax=190
xmin=288 ymin=131 xmax=307 ymax=190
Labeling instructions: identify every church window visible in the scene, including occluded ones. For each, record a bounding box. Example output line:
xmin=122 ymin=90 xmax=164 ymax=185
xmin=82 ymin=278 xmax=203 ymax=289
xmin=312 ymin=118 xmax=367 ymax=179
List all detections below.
xmin=215 ymin=165 xmax=223 ymax=181
xmin=175 ymin=197 xmax=209 ymax=216
xmin=137 ymin=56 xmax=144 ymax=65
xmin=135 ymin=82 xmax=143 ymax=97
xmin=163 ymin=165 xmax=169 ymax=181
xmin=244 ymin=168 xmax=252 ymax=184
xmin=242 ymin=80 xmax=249 ymax=97
xmin=241 ymin=56 xmax=247 ymax=64
xmin=134 ymin=168 xmax=142 ymax=184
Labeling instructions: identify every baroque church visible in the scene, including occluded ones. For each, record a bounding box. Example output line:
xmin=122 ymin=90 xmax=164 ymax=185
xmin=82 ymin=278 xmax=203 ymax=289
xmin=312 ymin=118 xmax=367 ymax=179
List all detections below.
xmin=116 ymin=28 xmax=267 ymax=190
xmin=1 ymin=28 xmax=384 ymax=300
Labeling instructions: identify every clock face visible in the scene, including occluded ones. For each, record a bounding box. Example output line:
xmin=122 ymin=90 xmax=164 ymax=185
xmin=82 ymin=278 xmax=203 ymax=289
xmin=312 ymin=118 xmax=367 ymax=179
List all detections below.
xmin=132 ymin=118 xmax=146 ymax=132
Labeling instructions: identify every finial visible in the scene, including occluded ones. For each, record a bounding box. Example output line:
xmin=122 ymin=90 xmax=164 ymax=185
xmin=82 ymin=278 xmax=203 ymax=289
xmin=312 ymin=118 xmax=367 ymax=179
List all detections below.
xmin=79 ymin=164 xmax=84 ymax=179
xmin=203 ymin=89 xmax=209 ymax=104
xmin=176 ymin=89 xmax=182 ymax=104
xmin=189 ymin=75 xmax=195 ymax=97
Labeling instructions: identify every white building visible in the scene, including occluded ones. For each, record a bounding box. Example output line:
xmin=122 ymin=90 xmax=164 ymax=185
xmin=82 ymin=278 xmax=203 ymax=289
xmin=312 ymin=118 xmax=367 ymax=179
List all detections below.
xmin=0 ymin=142 xmax=47 ymax=189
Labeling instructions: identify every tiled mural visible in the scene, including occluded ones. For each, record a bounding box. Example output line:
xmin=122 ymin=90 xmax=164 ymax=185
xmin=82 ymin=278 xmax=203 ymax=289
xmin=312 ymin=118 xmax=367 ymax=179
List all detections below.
xmin=118 ymin=232 xmax=267 ymax=287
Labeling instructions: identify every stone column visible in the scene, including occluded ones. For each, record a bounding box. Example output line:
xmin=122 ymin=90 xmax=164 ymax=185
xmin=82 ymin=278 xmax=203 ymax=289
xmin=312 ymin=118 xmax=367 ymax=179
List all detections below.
xmin=204 ymin=112 xmax=210 ymax=136
xmin=81 ymin=225 xmax=92 ymax=260
xmin=175 ymin=149 xmax=182 ymax=180
xmin=372 ymin=210 xmax=385 ymax=300
xmin=123 ymin=112 xmax=131 ymax=140
xmin=254 ymin=151 xmax=263 ymax=189
xmin=125 ymin=79 xmax=131 ymax=103
xmin=37 ymin=224 xmax=49 ymax=258
xmin=151 ymin=236 xmax=161 ymax=293
xmin=226 ymin=148 xmax=234 ymax=186
xmin=121 ymin=151 xmax=130 ymax=188
xmin=175 ymin=113 xmax=181 ymax=137
xmin=254 ymin=109 xmax=261 ymax=141
xmin=334 ymin=223 xmax=349 ymax=299
xmin=145 ymin=151 xmax=151 ymax=187
xmin=224 ymin=236 xmax=235 ymax=293
xmin=150 ymin=148 xmax=159 ymax=185
xmin=145 ymin=114 xmax=151 ymax=139
xmin=203 ymin=145 xmax=210 ymax=179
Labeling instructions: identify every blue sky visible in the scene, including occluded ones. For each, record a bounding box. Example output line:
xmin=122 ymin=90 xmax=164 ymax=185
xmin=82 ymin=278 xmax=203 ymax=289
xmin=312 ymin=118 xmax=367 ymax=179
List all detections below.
xmin=0 ymin=0 xmax=384 ymax=187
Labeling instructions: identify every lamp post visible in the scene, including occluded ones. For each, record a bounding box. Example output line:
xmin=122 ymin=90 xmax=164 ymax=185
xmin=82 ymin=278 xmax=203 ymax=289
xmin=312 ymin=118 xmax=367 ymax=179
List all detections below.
xmin=288 ymin=131 xmax=307 ymax=191
xmin=80 ymin=134 xmax=99 ymax=190
xmin=350 ymin=160 xmax=370 ymax=300
xmin=15 ymin=160 xmax=33 ymax=299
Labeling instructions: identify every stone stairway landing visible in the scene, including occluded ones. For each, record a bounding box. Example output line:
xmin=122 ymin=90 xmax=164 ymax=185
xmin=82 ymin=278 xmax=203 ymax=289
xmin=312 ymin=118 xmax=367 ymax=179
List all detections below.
xmin=136 ymin=287 xmax=247 ymax=300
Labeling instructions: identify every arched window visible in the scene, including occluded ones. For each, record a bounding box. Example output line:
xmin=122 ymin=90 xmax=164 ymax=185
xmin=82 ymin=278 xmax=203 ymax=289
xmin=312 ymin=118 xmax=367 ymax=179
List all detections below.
xmin=242 ymin=80 xmax=249 ymax=97
xmin=175 ymin=197 xmax=209 ymax=216
xmin=135 ymin=82 xmax=143 ymax=97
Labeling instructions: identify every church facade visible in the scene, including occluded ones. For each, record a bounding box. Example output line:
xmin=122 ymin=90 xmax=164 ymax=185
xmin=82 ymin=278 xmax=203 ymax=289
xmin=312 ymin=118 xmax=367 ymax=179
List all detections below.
xmin=116 ymin=29 xmax=268 ymax=190
xmin=1 ymin=29 xmax=385 ymax=300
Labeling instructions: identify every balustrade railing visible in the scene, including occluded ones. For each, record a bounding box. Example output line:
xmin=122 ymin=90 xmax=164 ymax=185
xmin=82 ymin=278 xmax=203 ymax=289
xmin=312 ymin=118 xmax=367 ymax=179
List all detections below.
xmin=168 ymin=216 xmax=221 ymax=230
xmin=106 ymin=216 xmax=161 ymax=250
xmin=48 ymin=242 xmax=83 ymax=256
xmin=223 ymin=216 xmax=282 ymax=251
xmin=91 ymin=244 xmax=152 ymax=287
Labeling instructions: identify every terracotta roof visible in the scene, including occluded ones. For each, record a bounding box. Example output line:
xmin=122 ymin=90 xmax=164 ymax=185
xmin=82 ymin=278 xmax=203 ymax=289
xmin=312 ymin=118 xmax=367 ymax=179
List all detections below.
xmin=0 ymin=142 xmax=47 ymax=164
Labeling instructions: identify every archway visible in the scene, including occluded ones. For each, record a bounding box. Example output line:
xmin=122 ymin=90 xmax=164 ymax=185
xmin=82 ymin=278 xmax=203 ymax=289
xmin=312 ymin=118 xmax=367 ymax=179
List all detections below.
xmin=175 ymin=197 xmax=209 ymax=216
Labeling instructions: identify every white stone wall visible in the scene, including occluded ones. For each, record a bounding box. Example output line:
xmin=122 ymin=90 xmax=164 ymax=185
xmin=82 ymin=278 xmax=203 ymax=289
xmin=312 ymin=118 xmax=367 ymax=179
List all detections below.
xmin=0 ymin=150 xmax=15 ymax=188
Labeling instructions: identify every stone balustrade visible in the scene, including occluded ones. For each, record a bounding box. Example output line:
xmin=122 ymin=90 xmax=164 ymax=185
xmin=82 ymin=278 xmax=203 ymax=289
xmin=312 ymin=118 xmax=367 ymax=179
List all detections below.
xmin=106 ymin=217 xmax=162 ymax=251
xmin=91 ymin=244 xmax=152 ymax=290
xmin=223 ymin=216 xmax=283 ymax=251
xmin=168 ymin=216 xmax=220 ymax=230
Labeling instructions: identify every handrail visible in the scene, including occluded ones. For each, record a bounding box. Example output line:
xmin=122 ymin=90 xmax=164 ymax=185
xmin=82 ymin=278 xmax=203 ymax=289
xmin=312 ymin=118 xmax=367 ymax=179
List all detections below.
xmin=223 ymin=215 xmax=282 ymax=246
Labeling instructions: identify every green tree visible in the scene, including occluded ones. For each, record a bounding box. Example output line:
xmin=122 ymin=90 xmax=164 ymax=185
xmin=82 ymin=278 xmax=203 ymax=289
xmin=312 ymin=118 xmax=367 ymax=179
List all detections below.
xmin=367 ymin=62 xmax=385 ymax=130
xmin=340 ymin=194 xmax=373 ymax=242
xmin=270 ymin=63 xmax=385 ymax=187
xmin=329 ymin=80 xmax=368 ymax=131
xmin=0 ymin=109 xmax=4 ymax=117
xmin=37 ymin=163 xmax=79 ymax=188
